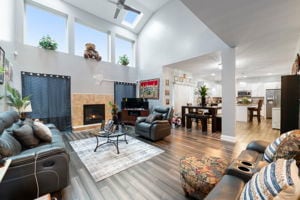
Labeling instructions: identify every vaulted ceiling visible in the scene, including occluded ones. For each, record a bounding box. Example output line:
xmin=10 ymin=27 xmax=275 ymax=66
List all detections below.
xmin=63 ymin=0 xmax=300 ymax=80
xmin=62 ymin=0 xmax=170 ymax=33
xmin=178 ymin=0 xmax=300 ymax=80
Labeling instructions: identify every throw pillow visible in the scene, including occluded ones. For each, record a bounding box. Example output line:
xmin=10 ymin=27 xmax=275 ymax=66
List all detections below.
xmin=0 ymin=131 xmax=22 ymax=157
xmin=22 ymin=118 xmax=34 ymax=126
xmin=13 ymin=124 xmax=40 ymax=148
xmin=33 ymin=122 xmax=52 ymax=143
xmin=240 ymin=159 xmax=300 ymax=200
xmin=5 ymin=123 xmax=21 ymax=133
xmin=263 ymin=132 xmax=290 ymax=162
xmin=145 ymin=114 xmax=162 ymax=123
xmin=274 ymin=130 xmax=300 ymax=168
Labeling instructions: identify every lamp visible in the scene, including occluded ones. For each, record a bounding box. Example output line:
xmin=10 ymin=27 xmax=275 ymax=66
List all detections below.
xmin=20 ymin=101 xmax=32 ymax=120
xmin=23 ymin=101 xmax=32 ymax=113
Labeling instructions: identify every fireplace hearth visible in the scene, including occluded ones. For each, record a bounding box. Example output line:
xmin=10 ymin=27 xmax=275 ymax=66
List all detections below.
xmin=83 ymin=104 xmax=105 ymax=125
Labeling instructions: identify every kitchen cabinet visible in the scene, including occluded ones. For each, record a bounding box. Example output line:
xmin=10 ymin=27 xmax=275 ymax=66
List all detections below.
xmin=236 ymin=105 xmax=249 ymax=122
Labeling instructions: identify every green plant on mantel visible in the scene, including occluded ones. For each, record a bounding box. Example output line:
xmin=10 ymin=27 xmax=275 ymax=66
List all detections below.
xmin=39 ymin=35 xmax=58 ymax=50
xmin=118 ymin=54 xmax=130 ymax=66
xmin=108 ymin=101 xmax=118 ymax=115
xmin=0 ymin=66 xmax=5 ymax=74
xmin=0 ymin=66 xmax=5 ymax=100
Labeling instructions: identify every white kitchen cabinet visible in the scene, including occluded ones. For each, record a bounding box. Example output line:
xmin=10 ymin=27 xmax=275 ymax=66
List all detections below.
xmin=272 ymin=107 xmax=280 ymax=129
xmin=236 ymin=105 xmax=249 ymax=122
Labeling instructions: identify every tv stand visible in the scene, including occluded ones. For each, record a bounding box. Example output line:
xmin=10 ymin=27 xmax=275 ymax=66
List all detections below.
xmin=121 ymin=109 xmax=149 ymax=125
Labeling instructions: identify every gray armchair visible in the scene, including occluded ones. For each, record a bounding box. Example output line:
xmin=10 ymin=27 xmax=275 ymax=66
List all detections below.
xmin=135 ymin=106 xmax=173 ymax=141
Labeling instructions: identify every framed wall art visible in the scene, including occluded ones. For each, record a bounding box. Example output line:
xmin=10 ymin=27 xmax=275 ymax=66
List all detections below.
xmin=165 ymin=98 xmax=170 ymax=105
xmin=0 ymin=47 xmax=5 ymax=84
xmin=165 ymin=79 xmax=169 ymax=86
xmin=139 ymin=78 xmax=160 ymax=99
xmin=165 ymin=89 xmax=170 ymax=96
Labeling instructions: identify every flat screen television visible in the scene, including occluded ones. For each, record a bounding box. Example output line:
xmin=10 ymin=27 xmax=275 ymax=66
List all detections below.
xmin=121 ymin=98 xmax=149 ymax=109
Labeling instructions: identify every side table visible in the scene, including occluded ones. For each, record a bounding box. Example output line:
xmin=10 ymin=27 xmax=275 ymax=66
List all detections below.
xmin=91 ymin=124 xmax=129 ymax=154
xmin=0 ymin=159 xmax=11 ymax=182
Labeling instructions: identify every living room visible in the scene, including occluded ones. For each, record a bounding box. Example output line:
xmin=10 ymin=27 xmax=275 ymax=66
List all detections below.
xmin=0 ymin=0 xmax=299 ymax=200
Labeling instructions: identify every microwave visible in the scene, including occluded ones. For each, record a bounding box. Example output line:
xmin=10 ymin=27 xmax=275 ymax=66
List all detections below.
xmin=238 ymin=90 xmax=251 ymax=97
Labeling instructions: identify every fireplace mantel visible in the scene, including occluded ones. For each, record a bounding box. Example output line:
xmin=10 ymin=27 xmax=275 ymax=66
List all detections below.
xmin=71 ymin=93 xmax=113 ymax=127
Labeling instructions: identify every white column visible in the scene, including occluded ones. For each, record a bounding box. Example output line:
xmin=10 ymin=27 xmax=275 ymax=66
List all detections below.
xmin=110 ymin=32 xmax=116 ymax=64
xmin=0 ymin=0 xmax=16 ymax=42
xmin=221 ymin=48 xmax=236 ymax=142
xmin=67 ymin=15 xmax=75 ymax=55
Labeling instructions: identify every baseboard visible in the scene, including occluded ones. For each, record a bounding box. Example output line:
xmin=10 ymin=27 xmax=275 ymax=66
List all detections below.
xmin=221 ymin=135 xmax=236 ymax=143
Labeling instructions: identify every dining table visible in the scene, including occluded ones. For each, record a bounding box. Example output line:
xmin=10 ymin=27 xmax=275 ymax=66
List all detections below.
xmin=181 ymin=105 xmax=222 ymax=133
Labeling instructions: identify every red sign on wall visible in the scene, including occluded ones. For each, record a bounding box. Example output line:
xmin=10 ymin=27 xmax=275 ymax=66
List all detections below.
xmin=139 ymin=79 xmax=160 ymax=99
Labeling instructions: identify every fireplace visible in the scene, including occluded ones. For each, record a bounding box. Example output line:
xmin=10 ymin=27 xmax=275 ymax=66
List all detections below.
xmin=83 ymin=104 xmax=105 ymax=125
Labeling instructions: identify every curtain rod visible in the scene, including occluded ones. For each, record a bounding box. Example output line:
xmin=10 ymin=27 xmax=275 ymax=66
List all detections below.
xmin=21 ymin=71 xmax=70 ymax=79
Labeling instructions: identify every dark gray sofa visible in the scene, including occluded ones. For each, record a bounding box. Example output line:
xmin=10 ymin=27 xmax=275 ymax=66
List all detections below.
xmin=135 ymin=106 xmax=173 ymax=141
xmin=0 ymin=111 xmax=69 ymax=200
xmin=204 ymin=140 xmax=273 ymax=200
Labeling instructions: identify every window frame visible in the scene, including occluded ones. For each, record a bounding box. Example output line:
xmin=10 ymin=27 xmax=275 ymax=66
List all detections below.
xmin=121 ymin=11 xmax=143 ymax=29
xmin=74 ymin=19 xmax=110 ymax=62
xmin=24 ymin=2 xmax=68 ymax=53
xmin=115 ymin=35 xmax=135 ymax=67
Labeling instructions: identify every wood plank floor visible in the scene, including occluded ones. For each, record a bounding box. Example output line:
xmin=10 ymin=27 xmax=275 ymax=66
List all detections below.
xmin=61 ymin=119 xmax=279 ymax=200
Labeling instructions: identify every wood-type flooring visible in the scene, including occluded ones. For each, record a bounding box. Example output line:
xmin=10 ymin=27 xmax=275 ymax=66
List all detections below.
xmin=62 ymin=119 xmax=279 ymax=200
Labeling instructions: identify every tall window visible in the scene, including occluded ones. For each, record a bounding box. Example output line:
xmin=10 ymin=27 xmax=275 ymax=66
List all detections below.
xmin=24 ymin=4 xmax=67 ymax=53
xmin=74 ymin=22 xmax=108 ymax=61
xmin=115 ymin=36 xmax=134 ymax=67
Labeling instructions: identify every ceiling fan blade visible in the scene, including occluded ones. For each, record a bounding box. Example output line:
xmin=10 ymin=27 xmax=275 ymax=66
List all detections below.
xmin=114 ymin=8 xmax=121 ymax=19
xmin=123 ymin=4 xmax=141 ymax=14
xmin=119 ymin=0 xmax=126 ymax=4
xmin=107 ymin=0 xmax=117 ymax=5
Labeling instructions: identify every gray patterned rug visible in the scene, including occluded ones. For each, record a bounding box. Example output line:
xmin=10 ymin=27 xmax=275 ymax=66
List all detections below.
xmin=69 ymin=134 xmax=164 ymax=182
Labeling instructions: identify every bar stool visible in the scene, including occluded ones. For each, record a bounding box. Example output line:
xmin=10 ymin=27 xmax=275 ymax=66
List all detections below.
xmin=248 ymin=99 xmax=263 ymax=123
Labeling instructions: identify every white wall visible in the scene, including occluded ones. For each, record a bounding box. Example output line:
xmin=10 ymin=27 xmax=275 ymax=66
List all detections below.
xmin=0 ymin=0 xmax=139 ymax=100
xmin=137 ymin=0 xmax=228 ymax=105
xmin=0 ymin=0 xmax=139 ymax=112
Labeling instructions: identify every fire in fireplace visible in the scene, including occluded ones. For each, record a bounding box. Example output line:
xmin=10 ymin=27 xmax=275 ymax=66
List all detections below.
xmin=83 ymin=104 xmax=105 ymax=125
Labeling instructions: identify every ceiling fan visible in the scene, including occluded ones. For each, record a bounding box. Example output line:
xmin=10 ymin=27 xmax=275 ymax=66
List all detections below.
xmin=108 ymin=0 xmax=141 ymax=19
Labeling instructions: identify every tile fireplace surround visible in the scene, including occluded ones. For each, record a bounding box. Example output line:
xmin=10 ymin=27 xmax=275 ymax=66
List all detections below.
xmin=72 ymin=93 xmax=113 ymax=127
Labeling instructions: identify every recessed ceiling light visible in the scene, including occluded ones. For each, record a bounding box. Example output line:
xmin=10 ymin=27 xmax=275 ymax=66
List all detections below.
xmin=243 ymin=75 xmax=247 ymax=78
xmin=218 ymin=65 xmax=222 ymax=70
xmin=267 ymin=73 xmax=273 ymax=75
xmin=211 ymin=73 xmax=216 ymax=76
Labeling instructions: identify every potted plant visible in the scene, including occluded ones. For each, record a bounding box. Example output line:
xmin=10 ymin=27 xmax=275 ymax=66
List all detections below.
xmin=118 ymin=54 xmax=130 ymax=66
xmin=0 ymin=66 xmax=5 ymax=100
xmin=39 ymin=35 xmax=58 ymax=50
xmin=6 ymin=84 xmax=31 ymax=118
xmin=198 ymin=85 xmax=209 ymax=106
xmin=108 ymin=101 xmax=119 ymax=124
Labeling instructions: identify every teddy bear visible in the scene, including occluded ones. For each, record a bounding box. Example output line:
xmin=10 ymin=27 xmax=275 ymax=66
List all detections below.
xmin=84 ymin=43 xmax=101 ymax=61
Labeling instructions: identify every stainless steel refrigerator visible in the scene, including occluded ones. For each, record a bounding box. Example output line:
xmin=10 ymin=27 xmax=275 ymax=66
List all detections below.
xmin=266 ymin=89 xmax=281 ymax=119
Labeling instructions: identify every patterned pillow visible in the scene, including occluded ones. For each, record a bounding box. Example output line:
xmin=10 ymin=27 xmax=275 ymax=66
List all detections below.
xmin=274 ymin=130 xmax=300 ymax=168
xmin=240 ymin=159 xmax=300 ymax=200
xmin=263 ymin=132 xmax=290 ymax=162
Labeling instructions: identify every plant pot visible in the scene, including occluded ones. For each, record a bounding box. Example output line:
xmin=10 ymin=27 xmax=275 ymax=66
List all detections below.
xmin=201 ymin=96 xmax=206 ymax=106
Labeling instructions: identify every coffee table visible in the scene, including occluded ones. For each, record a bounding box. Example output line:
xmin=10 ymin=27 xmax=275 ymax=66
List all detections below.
xmin=91 ymin=124 xmax=129 ymax=154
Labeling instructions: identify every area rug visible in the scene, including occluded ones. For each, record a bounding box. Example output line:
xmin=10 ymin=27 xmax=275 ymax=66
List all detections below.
xmin=69 ymin=135 xmax=164 ymax=182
